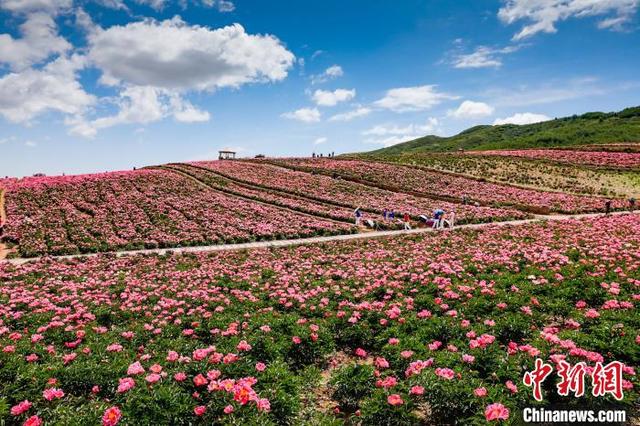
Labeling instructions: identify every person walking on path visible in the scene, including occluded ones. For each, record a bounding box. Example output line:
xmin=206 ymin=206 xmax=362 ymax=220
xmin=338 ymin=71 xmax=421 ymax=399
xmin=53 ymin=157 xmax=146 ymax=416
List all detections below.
xmin=629 ymin=197 xmax=636 ymax=212
xmin=605 ymin=200 xmax=612 ymax=215
xmin=433 ymin=208 xmax=445 ymax=229
xmin=403 ymin=213 xmax=411 ymax=230
xmin=354 ymin=208 xmax=363 ymax=226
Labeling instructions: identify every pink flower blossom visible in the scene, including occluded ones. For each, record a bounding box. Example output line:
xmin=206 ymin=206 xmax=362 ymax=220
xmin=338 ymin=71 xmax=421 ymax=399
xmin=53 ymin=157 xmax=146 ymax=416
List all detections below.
xmin=485 ymin=403 xmax=510 ymax=421
xmin=10 ymin=400 xmax=32 ymax=416
xmin=43 ymin=388 xmax=64 ymax=401
xmin=102 ymin=406 xmax=122 ymax=426
xmin=387 ymin=394 xmax=403 ymax=406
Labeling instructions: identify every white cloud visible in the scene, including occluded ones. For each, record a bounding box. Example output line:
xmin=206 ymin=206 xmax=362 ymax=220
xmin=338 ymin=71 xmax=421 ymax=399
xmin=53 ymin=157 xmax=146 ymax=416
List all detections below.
xmin=133 ymin=0 xmax=166 ymax=10
xmin=363 ymin=118 xmax=440 ymax=147
xmin=328 ymin=106 xmax=372 ymax=122
xmin=0 ymin=12 xmax=71 ymax=70
xmin=281 ymin=107 xmax=321 ymax=123
xmin=448 ymin=100 xmax=495 ymax=119
xmin=88 ymin=17 xmax=295 ymax=91
xmin=0 ymin=0 xmax=72 ymax=14
xmin=451 ymin=45 xmax=521 ymax=69
xmin=312 ymin=88 xmax=356 ymax=106
xmin=374 ymin=85 xmax=458 ymax=112
xmin=170 ymin=96 xmax=210 ymax=123
xmin=68 ymin=87 xmax=210 ymax=137
xmin=498 ymin=0 xmax=639 ymax=40
xmin=62 ymin=17 xmax=291 ymax=136
xmin=25 ymin=140 xmax=37 ymax=147
xmin=488 ymin=77 xmax=609 ymax=107
xmin=0 ymin=55 xmax=94 ymax=124
xmin=201 ymin=0 xmax=235 ymax=12
xmin=314 ymin=137 xmax=327 ymax=145
xmin=311 ymin=64 xmax=343 ymax=84
xmin=493 ymin=112 xmax=551 ymax=125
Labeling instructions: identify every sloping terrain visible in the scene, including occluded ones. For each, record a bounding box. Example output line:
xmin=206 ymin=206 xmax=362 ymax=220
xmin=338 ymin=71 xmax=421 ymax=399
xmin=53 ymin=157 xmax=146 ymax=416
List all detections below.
xmin=367 ymin=106 xmax=640 ymax=154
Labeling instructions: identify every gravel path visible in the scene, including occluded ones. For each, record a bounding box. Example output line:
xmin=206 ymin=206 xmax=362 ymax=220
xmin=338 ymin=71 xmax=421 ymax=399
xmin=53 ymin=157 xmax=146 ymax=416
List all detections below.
xmin=3 ymin=211 xmax=636 ymax=266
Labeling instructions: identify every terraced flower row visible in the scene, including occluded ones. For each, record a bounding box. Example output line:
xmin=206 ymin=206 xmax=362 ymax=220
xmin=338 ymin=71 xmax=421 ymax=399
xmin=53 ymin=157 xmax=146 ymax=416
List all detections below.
xmin=193 ymin=161 xmax=528 ymax=223
xmin=267 ymin=158 xmax=626 ymax=213
xmin=1 ymin=214 xmax=638 ymax=425
xmin=475 ymin=149 xmax=640 ymax=169
xmin=0 ymin=170 xmax=353 ymax=257
xmin=163 ymin=164 xmax=359 ymax=225
xmin=373 ymin=153 xmax=639 ymax=198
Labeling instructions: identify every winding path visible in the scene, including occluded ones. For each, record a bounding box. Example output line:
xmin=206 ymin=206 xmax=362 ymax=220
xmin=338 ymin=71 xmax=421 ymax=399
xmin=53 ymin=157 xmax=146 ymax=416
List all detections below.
xmin=2 ymin=211 xmax=636 ymax=266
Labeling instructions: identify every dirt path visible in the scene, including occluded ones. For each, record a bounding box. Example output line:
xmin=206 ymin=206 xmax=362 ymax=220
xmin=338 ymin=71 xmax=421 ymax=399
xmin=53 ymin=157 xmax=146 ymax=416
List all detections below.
xmin=3 ymin=211 xmax=636 ymax=266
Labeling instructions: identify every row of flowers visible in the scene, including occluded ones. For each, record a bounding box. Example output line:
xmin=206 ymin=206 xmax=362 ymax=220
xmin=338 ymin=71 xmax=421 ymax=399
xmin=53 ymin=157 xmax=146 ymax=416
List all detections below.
xmin=474 ymin=149 xmax=640 ymax=169
xmin=1 ymin=214 xmax=638 ymax=424
xmin=0 ymin=170 xmax=354 ymax=257
xmin=192 ymin=160 xmax=529 ymax=222
xmin=265 ymin=158 xmax=627 ymax=213
xmin=163 ymin=164 xmax=361 ymax=224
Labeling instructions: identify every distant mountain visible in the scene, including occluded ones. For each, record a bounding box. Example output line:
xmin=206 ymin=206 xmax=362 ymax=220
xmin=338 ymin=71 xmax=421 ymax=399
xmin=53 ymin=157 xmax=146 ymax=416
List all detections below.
xmin=365 ymin=106 xmax=640 ymax=155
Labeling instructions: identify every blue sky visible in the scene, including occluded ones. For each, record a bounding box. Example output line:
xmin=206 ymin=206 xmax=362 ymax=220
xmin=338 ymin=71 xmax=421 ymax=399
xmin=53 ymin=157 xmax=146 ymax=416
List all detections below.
xmin=1 ymin=0 xmax=639 ymax=177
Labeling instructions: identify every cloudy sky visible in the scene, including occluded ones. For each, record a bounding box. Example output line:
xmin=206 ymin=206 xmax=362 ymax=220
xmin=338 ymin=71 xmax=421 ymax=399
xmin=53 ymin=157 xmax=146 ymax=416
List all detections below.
xmin=1 ymin=0 xmax=639 ymax=177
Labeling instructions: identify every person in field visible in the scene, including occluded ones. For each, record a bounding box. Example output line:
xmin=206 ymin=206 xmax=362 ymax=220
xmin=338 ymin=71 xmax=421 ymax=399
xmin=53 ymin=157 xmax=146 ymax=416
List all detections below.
xmin=629 ymin=197 xmax=636 ymax=212
xmin=383 ymin=208 xmax=388 ymax=221
xmin=605 ymin=200 xmax=612 ymax=215
xmin=403 ymin=213 xmax=411 ymax=230
xmin=433 ymin=208 xmax=445 ymax=229
xmin=354 ymin=208 xmax=362 ymax=226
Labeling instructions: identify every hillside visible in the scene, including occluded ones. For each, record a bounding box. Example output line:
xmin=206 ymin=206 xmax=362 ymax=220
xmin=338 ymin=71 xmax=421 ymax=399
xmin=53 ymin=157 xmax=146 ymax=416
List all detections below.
xmin=366 ymin=106 xmax=640 ymax=155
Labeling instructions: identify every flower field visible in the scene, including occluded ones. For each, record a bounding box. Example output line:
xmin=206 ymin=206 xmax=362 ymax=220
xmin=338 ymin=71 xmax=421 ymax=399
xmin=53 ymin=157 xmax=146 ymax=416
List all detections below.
xmin=192 ymin=161 xmax=528 ymax=222
xmin=373 ymin=153 xmax=640 ymax=198
xmin=0 ymin=170 xmax=353 ymax=257
xmin=1 ymin=214 xmax=638 ymax=424
xmin=162 ymin=164 xmax=359 ymax=224
xmin=267 ymin=158 xmax=627 ymax=213
xmin=474 ymin=149 xmax=640 ymax=169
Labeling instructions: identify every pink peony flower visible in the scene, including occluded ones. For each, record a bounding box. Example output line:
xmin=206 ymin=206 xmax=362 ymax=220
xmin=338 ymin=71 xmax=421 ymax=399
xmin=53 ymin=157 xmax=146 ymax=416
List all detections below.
xmin=485 ymin=403 xmax=509 ymax=421
xmin=256 ymin=398 xmax=271 ymax=412
xmin=43 ymin=387 xmax=64 ymax=401
xmin=23 ymin=416 xmax=43 ymax=426
xmin=11 ymin=400 xmax=32 ymax=416
xmin=255 ymin=362 xmax=266 ymax=372
xmin=194 ymin=406 xmax=207 ymax=416
xmin=102 ymin=406 xmax=122 ymax=426
xmin=117 ymin=377 xmax=135 ymax=393
xmin=435 ymin=368 xmax=455 ymax=380
xmin=237 ymin=340 xmax=252 ymax=351
xmin=127 ymin=361 xmax=145 ymax=376
xmin=145 ymin=374 xmax=161 ymax=384
xmin=410 ymin=385 xmax=425 ymax=395
xmin=354 ymin=347 xmax=367 ymax=358
xmin=474 ymin=387 xmax=487 ymax=397
xmin=193 ymin=374 xmax=208 ymax=387
xmin=224 ymin=405 xmax=234 ymax=414
xmin=387 ymin=394 xmax=404 ymax=406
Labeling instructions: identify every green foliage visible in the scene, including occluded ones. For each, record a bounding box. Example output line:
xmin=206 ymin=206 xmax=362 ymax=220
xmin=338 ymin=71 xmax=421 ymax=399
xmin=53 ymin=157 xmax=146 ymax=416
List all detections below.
xmin=329 ymin=364 xmax=376 ymax=413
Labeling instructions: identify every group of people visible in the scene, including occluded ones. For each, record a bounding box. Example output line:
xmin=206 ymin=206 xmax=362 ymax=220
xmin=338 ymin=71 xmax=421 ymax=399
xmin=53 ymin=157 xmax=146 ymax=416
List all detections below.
xmin=354 ymin=207 xmax=453 ymax=231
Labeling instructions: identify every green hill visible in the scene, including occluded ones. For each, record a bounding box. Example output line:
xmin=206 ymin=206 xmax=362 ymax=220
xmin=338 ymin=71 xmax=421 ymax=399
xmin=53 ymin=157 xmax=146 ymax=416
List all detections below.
xmin=366 ymin=106 xmax=640 ymax=155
